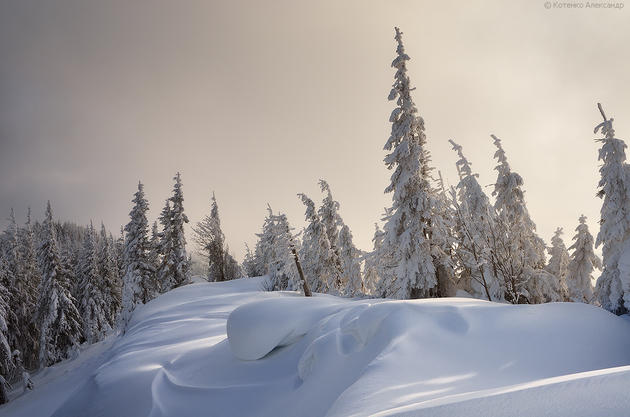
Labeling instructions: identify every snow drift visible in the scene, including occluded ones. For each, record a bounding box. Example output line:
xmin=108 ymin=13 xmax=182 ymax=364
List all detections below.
xmin=2 ymin=277 xmax=630 ymax=417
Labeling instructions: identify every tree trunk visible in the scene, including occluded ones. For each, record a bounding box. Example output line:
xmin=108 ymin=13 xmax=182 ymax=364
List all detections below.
xmin=291 ymin=246 xmax=311 ymax=297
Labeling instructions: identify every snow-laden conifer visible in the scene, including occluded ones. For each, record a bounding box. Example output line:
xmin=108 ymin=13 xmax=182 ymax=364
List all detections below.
xmin=594 ymin=104 xmax=630 ymax=314
xmin=432 ymin=172 xmax=456 ymax=297
xmin=491 ymin=134 xmax=548 ymax=303
xmin=318 ymin=180 xmax=364 ymax=294
xmin=121 ymin=183 xmax=154 ymax=328
xmin=156 ymin=200 xmax=173 ymax=292
xmin=148 ymin=221 xmax=161 ymax=278
xmin=318 ymin=180 xmax=343 ymax=255
xmin=223 ymin=246 xmax=242 ymax=281
xmin=567 ymin=215 xmax=601 ymax=303
xmin=242 ymin=243 xmax=261 ymax=277
xmin=3 ymin=209 xmax=24 ymax=361
xmin=193 ymin=193 xmax=226 ymax=282
xmin=448 ymin=140 xmax=500 ymax=301
xmin=36 ymin=201 xmax=83 ymax=366
xmin=363 ymin=223 xmax=387 ymax=297
xmin=98 ymin=224 xmax=122 ymax=328
xmin=18 ymin=208 xmax=40 ymax=368
xmin=380 ymin=27 xmax=435 ymax=299
xmin=253 ymin=206 xmax=277 ymax=277
xmin=262 ymin=209 xmax=301 ymax=292
xmin=299 ymin=193 xmax=342 ymax=293
xmin=338 ymin=225 xmax=364 ymax=296
xmin=545 ymin=228 xmax=570 ymax=301
xmin=78 ymin=223 xmax=110 ymax=343
xmin=165 ymin=172 xmax=190 ymax=289
xmin=0 ymin=259 xmax=14 ymax=404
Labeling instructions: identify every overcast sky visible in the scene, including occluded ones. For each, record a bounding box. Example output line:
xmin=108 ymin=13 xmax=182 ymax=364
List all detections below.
xmin=1 ymin=0 xmax=629 ymax=260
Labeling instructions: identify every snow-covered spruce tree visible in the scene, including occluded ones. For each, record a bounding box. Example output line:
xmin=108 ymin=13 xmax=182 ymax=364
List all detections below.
xmin=148 ymin=221 xmax=161 ymax=278
xmin=223 ymin=245 xmax=242 ymax=281
xmin=193 ymin=193 xmax=226 ymax=282
xmin=448 ymin=140 xmax=500 ymax=301
xmin=299 ymin=193 xmax=342 ymax=293
xmin=567 ymin=215 xmax=601 ymax=303
xmin=318 ymin=180 xmax=343 ymax=256
xmin=78 ymin=223 xmax=110 ymax=343
xmin=318 ymin=180 xmax=364 ymax=294
xmin=0 ymin=258 xmax=14 ymax=404
xmin=545 ymin=228 xmax=570 ymax=302
xmin=242 ymin=243 xmax=261 ymax=277
xmin=36 ymin=201 xmax=83 ymax=367
xmin=3 ymin=209 xmax=24 ymax=361
xmin=156 ymin=200 xmax=173 ymax=293
xmin=490 ymin=134 xmax=550 ymax=304
xmin=593 ymin=104 xmax=630 ymax=314
xmin=165 ymin=172 xmax=190 ymax=289
xmin=363 ymin=223 xmax=387 ymax=297
xmin=98 ymin=224 xmax=122 ymax=329
xmin=121 ymin=183 xmax=155 ymax=328
xmin=115 ymin=226 xmax=125 ymax=277
xmin=432 ymin=171 xmax=457 ymax=297
xmin=18 ymin=208 xmax=40 ymax=368
xmin=380 ymin=27 xmax=436 ymax=299
xmin=253 ymin=206 xmax=276 ymax=276
xmin=338 ymin=225 xmax=364 ymax=296
xmin=263 ymin=210 xmax=303 ymax=292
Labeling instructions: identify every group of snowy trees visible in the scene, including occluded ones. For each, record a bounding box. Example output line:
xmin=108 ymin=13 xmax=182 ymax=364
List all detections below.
xmin=0 ymin=203 xmax=123 ymax=402
xmin=0 ymin=172 xmax=197 ymax=403
xmin=243 ymin=180 xmax=362 ymax=296
xmin=244 ymin=27 xmax=619 ymax=315
xmin=121 ymin=173 xmax=192 ymax=328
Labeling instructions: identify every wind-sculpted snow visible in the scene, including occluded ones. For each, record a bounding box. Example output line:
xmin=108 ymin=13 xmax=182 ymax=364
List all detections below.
xmin=3 ymin=277 xmax=630 ymax=417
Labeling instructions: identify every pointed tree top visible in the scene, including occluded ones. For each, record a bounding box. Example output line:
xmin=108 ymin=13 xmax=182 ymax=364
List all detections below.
xmin=449 ymin=139 xmax=474 ymax=179
xmin=318 ymin=179 xmax=331 ymax=194
xmin=594 ymin=103 xmax=615 ymax=139
xmin=491 ymin=134 xmax=510 ymax=172
xmin=579 ymin=214 xmax=587 ymax=224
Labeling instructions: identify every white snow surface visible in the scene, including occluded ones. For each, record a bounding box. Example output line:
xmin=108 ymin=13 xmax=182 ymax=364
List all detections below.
xmin=2 ymin=277 xmax=630 ymax=417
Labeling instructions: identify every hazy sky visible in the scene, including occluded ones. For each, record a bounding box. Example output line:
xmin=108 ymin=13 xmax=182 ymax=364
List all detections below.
xmin=1 ymin=0 xmax=629 ymax=260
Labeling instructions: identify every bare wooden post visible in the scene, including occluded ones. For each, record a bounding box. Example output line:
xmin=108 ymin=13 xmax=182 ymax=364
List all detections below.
xmin=290 ymin=244 xmax=311 ymax=297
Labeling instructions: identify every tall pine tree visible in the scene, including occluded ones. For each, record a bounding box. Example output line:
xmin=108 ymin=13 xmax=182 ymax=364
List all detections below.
xmin=166 ymin=172 xmax=190 ymax=289
xmin=594 ymin=104 xmax=630 ymax=314
xmin=299 ymin=193 xmax=342 ymax=293
xmin=567 ymin=215 xmax=601 ymax=303
xmin=545 ymin=228 xmax=570 ymax=302
xmin=18 ymin=208 xmax=40 ymax=368
xmin=380 ymin=27 xmax=436 ymax=299
xmin=0 ymin=258 xmax=14 ymax=404
xmin=121 ymin=183 xmax=154 ymax=328
xmin=193 ymin=193 xmax=226 ymax=282
xmin=78 ymin=223 xmax=110 ymax=343
xmin=98 ymin=224 xmax=122 ymax=329
xmin=448 ymin=140 xmax=500 ymax=301
xmin=491 ymin=134 xmax=549 ymax=303
xmin=36 ymin=202 xmax=83 ymax=367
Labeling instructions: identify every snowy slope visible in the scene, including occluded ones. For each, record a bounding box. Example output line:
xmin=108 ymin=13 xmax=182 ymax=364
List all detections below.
xmin=2 ymin=277 xmax=630 ymax=417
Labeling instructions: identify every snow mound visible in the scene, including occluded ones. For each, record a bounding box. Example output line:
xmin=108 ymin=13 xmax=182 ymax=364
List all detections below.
xmin=3 ymin=277 xmax=630 ymax=417
xmin=227 ymin=296 xmax=347 ymax=360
